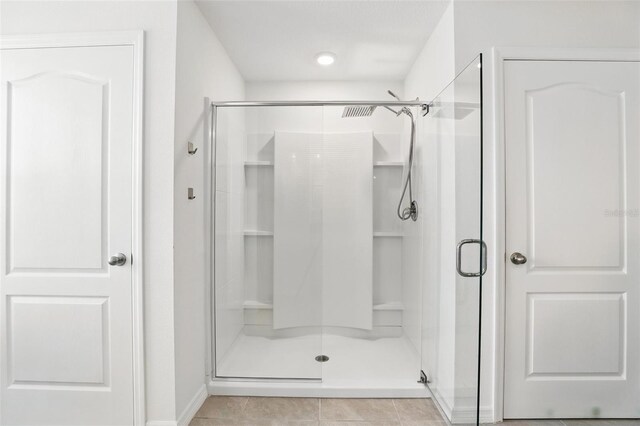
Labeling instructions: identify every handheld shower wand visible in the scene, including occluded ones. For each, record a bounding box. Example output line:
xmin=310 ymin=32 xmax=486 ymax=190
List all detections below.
xmin=390 ymin=91 xmax=418 ymax=222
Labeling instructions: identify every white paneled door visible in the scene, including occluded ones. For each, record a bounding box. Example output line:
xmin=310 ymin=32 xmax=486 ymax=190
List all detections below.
xmin=504 ymin=59 xmax=640 ymax=418
xmin=0 ymin=34 xmax=142 ymax=425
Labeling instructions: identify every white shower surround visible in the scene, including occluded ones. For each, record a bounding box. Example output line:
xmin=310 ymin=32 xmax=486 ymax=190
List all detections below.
xmin=273 ymin=131 xmax=373 ymax=330
xmin=210 ymin=81 xmax=427 ymax=396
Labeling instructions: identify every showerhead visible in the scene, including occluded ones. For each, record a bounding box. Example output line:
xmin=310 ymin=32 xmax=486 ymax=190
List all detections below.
xmin=340 ymin=89 xmax=417 ymax=119
xmin=341 ymin=105 xmax=377 ymax=118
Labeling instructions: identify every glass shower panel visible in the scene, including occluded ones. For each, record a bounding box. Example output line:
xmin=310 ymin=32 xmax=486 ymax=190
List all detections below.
xmin=213 ymin=106 xmax=323 ymax=380
xmin=317 ymin=104 xmax=423 ymax=386
xmin=421 ymin=55 xmax=483 ymax=424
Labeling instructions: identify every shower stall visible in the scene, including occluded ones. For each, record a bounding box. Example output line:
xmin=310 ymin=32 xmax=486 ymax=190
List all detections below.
xmin=206 ymin=56 xmax=484 ymax=424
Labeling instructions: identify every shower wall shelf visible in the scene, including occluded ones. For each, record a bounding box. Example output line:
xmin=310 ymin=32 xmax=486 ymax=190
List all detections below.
xmin=245 ymin=160 xmax=402 ymax=167
xmin=243 ymin=231 xmax=400 ymax=237
xmin=244 ymin=161 xmax=274 ymax=167
xmin=242 ymin=300 xmax=405 ymax=312
xmin=373 ymin=161 xmax=403 ymax=167
xmin=244 ymin=230 xmax=273 ymax=236
xmin=243 ymin=300 xmax=273 ymax=310
xmin=373 ymin=302 xmax=404 ymax=311
xmin=373 ymin=232 xmax=403 ymax=238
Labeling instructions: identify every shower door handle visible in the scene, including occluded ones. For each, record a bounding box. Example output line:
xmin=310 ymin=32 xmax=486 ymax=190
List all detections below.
xmin=456 ymin=239 xmax=487 ymax=277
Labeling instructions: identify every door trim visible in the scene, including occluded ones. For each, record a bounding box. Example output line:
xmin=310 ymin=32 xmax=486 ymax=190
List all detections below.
xmin=493 ymin=47 xmax=640 ymax=421
xmin=0 ymin=31 xmax=145 ymax=425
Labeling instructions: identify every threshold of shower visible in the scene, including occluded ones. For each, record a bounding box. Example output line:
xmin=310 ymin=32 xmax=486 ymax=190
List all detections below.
xmin=207 ymin=378 xmax=429 ymax=399
xmin=208 ymin=334 xmax=428 ymax=398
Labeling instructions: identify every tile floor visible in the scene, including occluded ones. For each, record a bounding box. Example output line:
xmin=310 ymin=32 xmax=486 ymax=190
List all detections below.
xmin=191 ymin=397 xmax=444 ymax=425
xmin=190 ymin=397 xmax=640 ymax=426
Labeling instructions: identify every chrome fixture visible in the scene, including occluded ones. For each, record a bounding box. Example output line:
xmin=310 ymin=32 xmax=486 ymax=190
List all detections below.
xmin=456 ymin=239 xmax=488 ymax=277
xmin=387 ymin=90 xmax=419 ymax=222
xmin=188 ymin=141 xmax=198 ymax=155
xmin=338 ymin=91 xmax=421 ymax=221
xmin=108 ymin=253 xmax=127 ymax=266
xmin=342 ymin=105 xmax=376 ymax=118
xmin=188 ymin=187 xmax=196 ymax=200
xmin=510 ymin=252 xmax=527 ymax=265
xmin=211 ymin=100 xmax=425 ymax=107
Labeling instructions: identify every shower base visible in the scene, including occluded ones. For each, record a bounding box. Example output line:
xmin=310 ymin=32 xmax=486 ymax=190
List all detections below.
xmin=209 ymin=334 xmax=427 ymax=398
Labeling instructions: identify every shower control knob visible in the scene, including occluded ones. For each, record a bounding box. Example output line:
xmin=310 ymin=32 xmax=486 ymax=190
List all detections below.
xmin=510 ymin=252 xmax=527 ymax=265
xmin=108 ymin=253 xmax=127 ymax=266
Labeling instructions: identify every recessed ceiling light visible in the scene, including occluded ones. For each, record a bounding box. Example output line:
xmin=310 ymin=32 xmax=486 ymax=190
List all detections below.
xmin=316 ymin=52 xmax=336 ymax=66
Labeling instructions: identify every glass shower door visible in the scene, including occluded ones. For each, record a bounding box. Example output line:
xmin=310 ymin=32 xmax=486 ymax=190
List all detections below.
xmin=213 ymin=105 xmax=324 ymax=380
xmin=421 ymin=55 xmax=484 ymax=425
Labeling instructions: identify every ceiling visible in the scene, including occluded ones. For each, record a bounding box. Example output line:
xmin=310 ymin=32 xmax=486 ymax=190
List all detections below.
xmin=195 ymin=0 xmax=449 ymax=82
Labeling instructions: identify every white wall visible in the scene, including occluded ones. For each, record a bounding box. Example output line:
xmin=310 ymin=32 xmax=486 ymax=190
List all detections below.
xmin=1 ymin=2 xmax=246 ymax=421
xmin=248 ymin=81 xmax=403 ymax=102
xmin=0 ymin=1 xmax=180 ymax=422
xmin=404 ymin=3 xmax=455 ymax=104
xmin=405 ymin=1 xmax=640 ymax=422
xmin=173 ymin=0 xmax=245 ymax=419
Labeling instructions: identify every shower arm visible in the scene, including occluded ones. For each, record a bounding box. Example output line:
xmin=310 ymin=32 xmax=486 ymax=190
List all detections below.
xmin=383 ymin=105 xmax=401 ymax=116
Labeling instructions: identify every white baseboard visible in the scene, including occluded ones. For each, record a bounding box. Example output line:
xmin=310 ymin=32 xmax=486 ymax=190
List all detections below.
xmin=147 ymin=384 xmax=207 ymax=426
xmin=178 ymin=384 xmax=208 ymax=426
xmin=451 ymin=406 xmax=494 ymax=424
xmin=429 ymin=387 xmax=494 ymax=424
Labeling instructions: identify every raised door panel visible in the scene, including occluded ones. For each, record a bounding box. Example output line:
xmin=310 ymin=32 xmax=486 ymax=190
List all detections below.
xmin=7 ymin=72 xmax=107 ymax=272
xmin=526 ymin=293 xmax=625 ymax=377
xmin=527 ymin=83 xmax=625 ymax=272
xmin=8 ymin=296 xmax=109 ymax=386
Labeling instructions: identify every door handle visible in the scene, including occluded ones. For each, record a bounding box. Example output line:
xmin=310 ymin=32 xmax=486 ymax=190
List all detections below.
xmin=456 ymin=239 xmax=487 ymax=277
xmin=108 ymin=253 xmax=127 ymax=266
xmin=510 ymin=252 xmax=527 ymax=265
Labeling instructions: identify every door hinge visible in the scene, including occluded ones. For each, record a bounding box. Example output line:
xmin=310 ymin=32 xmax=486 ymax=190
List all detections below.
xmin=418 ymin=370 xmax=430 ymax=385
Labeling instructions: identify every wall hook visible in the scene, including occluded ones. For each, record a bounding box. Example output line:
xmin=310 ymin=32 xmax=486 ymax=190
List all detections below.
xmin=188 ymin=188 xmax=196 ymax=200
xmin=188 ymin=141 xmax=198 ymax=155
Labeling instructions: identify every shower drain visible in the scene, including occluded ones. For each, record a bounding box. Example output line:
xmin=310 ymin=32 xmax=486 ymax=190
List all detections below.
xmin=315 ymin=355 xmax=329 ymax=362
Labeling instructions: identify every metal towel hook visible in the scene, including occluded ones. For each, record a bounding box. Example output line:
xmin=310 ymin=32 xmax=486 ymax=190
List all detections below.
xmin=188 ymin=141 xmax=198 ymax=155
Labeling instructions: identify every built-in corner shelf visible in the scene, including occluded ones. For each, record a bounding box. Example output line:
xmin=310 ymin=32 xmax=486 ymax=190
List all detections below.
xmin=244 ymin=230 xmax=274 ymax=237
xmin=245 ymin=161 xmax=401 ymax=168
xmin=242 ymin=300 xmax=404 ymax=312
xmin=373 ymin=161 xmax=403 ymax=167
xmin=373 ymin=231 xmax=403 ymax=238
xmin=373 ymin=302 xmax=404 ymax=311
xmin=243 ymin=300 xmax=273 ymax=310
xmin=245 ymin=161 xmax=274 ymax=167
xmin=245 ymin=230 xmax=399 ymax=237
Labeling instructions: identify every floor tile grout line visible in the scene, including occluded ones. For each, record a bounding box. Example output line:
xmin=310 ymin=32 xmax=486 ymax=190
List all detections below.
xmin=392 ymin=398 xmax=401 ymax=422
